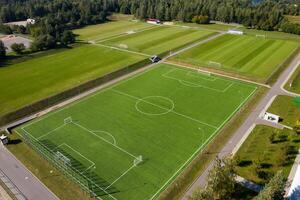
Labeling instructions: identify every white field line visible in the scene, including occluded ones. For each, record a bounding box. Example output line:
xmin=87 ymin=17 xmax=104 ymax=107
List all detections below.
xmin=91 ymin=130 xmax=117 ymax=145
xmin=186 ymin=71 xmax=216 ymax=81
xmin=18 ymin=64 xmax=161 ymax=131
xmin=105 ymin=164 xmax=136 ymax=190
xmin=94 ymin=25 xmax=161 ymax=43
xmin=111 ymin=89 xmax=218 ymax=129
xmin=17 ymin=128 xmax=117 ymax=200
xmin=36 ymin=123 xmax=66 ymax=140
xmin=56 ymin=143 xmax=96 ymax=174
xmin=164 ymin=61 xmax=269 ymax=88
xmin=93 ymin=43 xmax=151 ymax=57
xmin=149 ymin=85 xmax=257 ymax=200
xmin=96 ymin=25 xmax=160 ymax=43
xmin=72 ymin=121 xmax=138 ymax=159
xmin=162 ymin=69 xmax=233 ymax=93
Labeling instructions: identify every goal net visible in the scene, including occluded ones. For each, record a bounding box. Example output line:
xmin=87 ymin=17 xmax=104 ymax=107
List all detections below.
xmin=208 ymin=61 xmax=222 ymax=67
xmin=256 ymin=34 xmax=266 ymax=39
xmin=64 ymin=117 xmax=73 ymax=124
xmin=198 ymin=69 xmax=211 ymax=76
xmin=54 ymin=151 xmax=71 ymax=166
xmin=134 ymin=155 xmax=143 ymax=166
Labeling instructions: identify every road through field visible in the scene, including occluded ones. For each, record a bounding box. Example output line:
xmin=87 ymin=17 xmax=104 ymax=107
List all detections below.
xmin=181 ymin=42 xmax=300 ymax=199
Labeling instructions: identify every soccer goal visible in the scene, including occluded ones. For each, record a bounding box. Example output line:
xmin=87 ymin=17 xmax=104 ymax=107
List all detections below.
xmin=256 ymin=34 xmax=266 ymax=39
xmin=208 ymin=61 xmax=222 ymax=67
xmin=134 ymin=155 xmax=143 ymax=166
xmin=54 ymin=151 xmax=71 ymax=166
xmin=198 ymin=69 xmax=211 ymax=76
xmin=64 ymin=117 xmax=73 ymax=124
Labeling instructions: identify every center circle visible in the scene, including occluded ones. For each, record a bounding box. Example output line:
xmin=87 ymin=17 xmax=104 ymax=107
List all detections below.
xmin=135 ymin=96 xmax=175 ymax=116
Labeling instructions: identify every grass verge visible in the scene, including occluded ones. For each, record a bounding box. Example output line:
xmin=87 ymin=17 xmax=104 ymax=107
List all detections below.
xmin=234 ymin=125 xmax=300 ymax=185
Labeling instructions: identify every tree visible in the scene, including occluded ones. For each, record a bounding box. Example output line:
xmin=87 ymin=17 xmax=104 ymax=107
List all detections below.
xmin=10 ymin=43 xmax=25 ymax=54
xmin=189 ymin=157 xmax=236 ymax=200
xmin=61 ymin=30 xmax=75 ymax=46
xmin=0 ymin=40 xmax=6 ymax=58
xmin=256 ymin=171 xmax=287 ymax=200
xmin=192 ymin=15 xmax=210 ymax=24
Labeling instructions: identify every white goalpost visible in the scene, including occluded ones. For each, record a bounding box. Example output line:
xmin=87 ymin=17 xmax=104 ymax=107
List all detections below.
xmin=208 ymin=61 xmax=222 ymax=67
xmin=64 ymin=117 xmax=73 ymax=124
xmin=197 ymin=68 xmax=211 ymax=76
xmin=134 ymin=155 xmax=143 ymax=166
xmin=256 ymin=34 xmax=266 ymax=39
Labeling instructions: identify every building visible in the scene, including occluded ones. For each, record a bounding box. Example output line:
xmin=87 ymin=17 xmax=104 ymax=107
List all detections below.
xmin=0 ymin=135 xmax=8 ymax=145
xmin=147 ymin=19 xmax=161 ymax=25
xmin=26 ymin=18 xmax=36 ymax=25
xmin=227 ymin=30 xmax=244 ymax=35
xmin=263 ymin=112 xmax=280 ymax=124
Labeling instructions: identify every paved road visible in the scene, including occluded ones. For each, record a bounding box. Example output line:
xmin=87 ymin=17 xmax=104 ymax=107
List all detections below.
xmin=182 ymin=49 xmax=300 ymax=199
xmin=0 ymin=146 xmax=59 ymax=200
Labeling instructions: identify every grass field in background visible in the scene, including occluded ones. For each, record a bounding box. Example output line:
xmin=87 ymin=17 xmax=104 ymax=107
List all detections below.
xmin=238 ymin=27 xmax=300 ymax=41
xmin=101 ymin=25 xmax=216 ymax=55
xmin=170 ymin=34 xmax=299 ymax=80
xmin=74 ymin=20 xmax=154 ymax=42
xmin=285 ymin=65 xmax=300 ymax=94
xmin=175 ymin=22 xmax=239 ymax=31
xmin=0 ymin=44 xmax=146 ymax=117
xmin=15 ymin=63 xmax=256 ymax=200
xmin=235 ymin=125 xmax=300 ymax=185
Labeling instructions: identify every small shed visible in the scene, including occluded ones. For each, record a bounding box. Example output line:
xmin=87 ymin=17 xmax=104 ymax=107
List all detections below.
xmin=263 ymin=112 xmax=280 ymax=124
xmin=147 ymin=19 xmax=161 ymax=25
xmin=228 ymin=30 xmax=244 ymax=35
xmin=0 ymin=135 xmax=9 ymax=145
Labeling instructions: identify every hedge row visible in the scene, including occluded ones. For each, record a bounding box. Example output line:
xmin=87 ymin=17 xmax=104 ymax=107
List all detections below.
xmin=0 ymin=58 xmax=151 ymax=127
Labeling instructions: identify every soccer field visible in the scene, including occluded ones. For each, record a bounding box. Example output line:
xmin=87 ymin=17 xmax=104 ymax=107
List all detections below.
xmin=73 ymin=20 xmax=154 ymax=42
xmin=0 ymin=45 xmax=146 ymax=117
xmin=171 ymin=34 xmax=299 ymax=80
xmin=15 ymin=63 xmax=256 ymax=200
xmin=101 ymin=25 xmax=216 ymax=55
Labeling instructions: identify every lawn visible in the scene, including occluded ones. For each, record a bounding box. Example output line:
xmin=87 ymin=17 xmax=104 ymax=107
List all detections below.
xmin=15 ymin=63 xmax=256 ymax=200
xmin=175 ymin=21 xmax=240 ymax=32
xmin=285 ymin=65 xmax=300 ymax=94
xmin=0 ymin=44 xmax=146 ymax=117
xmin=267 ymin=95 xmax=300 ymax=127
xmin=73 ymin=20 xmax=154 ymax=42
xmin=101 ymin=25 xmax=216 ymax=55
xmin=235 ymin=125 xmax=300 ymax=185
xmin=170 ymin=34 xmax=299 ymax=81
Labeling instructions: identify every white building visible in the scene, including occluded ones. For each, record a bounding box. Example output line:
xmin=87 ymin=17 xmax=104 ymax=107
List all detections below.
xmin=227 ymin=30 xmax=244 ymax=35
xmin=26 ymin=18 xmax=36 ymax=25
xmin=263 ymin=112 xmax=280 ymax=124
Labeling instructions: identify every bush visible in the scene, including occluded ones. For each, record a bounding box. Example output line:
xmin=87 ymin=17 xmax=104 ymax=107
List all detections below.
xmin=11 ymin=43 xmax=26 ymax=54
xmin=192 ymin=15 xmax=210 ymax=24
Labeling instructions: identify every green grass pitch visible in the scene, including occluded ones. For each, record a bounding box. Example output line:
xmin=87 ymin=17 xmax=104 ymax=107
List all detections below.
xmin=15 ymin=63 xmax=256 ymax=200
xmin=73 ymin=20 xmax=155 ymax=42
xmin=101 ymin=25 xmax=216 ymax=55
xmin=170 ymin=34 xmax=299 ymax=80
xmin=0 ymin=45 xmax=146 ymax=117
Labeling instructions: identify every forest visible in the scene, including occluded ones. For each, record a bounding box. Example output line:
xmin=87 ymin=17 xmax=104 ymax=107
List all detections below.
xmin=1 ymin=0 xmax=300 ymax=54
